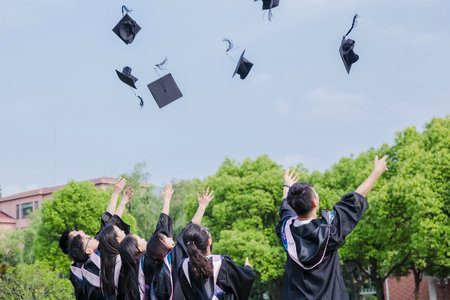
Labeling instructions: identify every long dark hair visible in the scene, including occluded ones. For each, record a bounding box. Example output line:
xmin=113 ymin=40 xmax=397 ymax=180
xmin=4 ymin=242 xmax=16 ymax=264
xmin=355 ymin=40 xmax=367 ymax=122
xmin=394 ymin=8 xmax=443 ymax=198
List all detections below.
xmin=119 ymin=234 xmax=143 ymax=300
xmin=97 ymin=224 xmax=120 ymax=296
xmin=287 ymin=182 xmax=315 ymax=217
xmin=146 ymin=232 xmax=172 ymax=276
xmin=183 ymin=223 xmax=213 ymax=282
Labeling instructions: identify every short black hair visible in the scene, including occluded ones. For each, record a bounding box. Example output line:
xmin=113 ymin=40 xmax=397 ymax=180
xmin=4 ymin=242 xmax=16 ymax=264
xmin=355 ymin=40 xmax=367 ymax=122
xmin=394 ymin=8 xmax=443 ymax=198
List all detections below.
xmin=68 ymin=234 xmax=89 ymax=263
xmin=59 ymin=230 xmax=71 ymax=255
xmin=287 ymin=182 xmax=315 ymax=217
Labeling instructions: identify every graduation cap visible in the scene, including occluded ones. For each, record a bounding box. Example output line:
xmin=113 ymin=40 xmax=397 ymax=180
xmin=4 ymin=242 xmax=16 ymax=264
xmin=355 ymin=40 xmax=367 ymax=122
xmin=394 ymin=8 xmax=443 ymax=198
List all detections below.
xmin=262 ymin=0 xmax=280 ymax=10
xmin=112 ymin=6 xmax=141 ymax=45
xmin=147 ymin=74 xmax=183 ymax=109
xmin=233 ymin=50 xmax=253 ymax=80
xmin=339 ymin=14 xmax=359 ymax=74
xmin=115 ymin=66 xmax=144 ymax=107
xmin=116 ymin=66 xmax=138 ymax=89
xmin=147 ymin=57 xmax=182 ymax=109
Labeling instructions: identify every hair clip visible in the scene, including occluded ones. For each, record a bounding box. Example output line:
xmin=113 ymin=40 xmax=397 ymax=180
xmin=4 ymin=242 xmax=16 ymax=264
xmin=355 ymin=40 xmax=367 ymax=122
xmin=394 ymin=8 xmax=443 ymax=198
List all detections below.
xmin=186 ymin=241 xmax=195 ymax=246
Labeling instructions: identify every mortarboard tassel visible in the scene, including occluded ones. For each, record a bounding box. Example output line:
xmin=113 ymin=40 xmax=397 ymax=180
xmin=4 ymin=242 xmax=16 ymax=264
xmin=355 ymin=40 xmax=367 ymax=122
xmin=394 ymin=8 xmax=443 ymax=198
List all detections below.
xmin=155 ymin=57 xmax=168 ymax=70
xmin=154 ymin=58 xmax=169 ymax=92
xmin=223 ymin=38 xmax=234 ymax=53
xmin=122 ymin=5 xmax=132 ymax=16
xmin=345 ymin=14 xmax=359 ymax=37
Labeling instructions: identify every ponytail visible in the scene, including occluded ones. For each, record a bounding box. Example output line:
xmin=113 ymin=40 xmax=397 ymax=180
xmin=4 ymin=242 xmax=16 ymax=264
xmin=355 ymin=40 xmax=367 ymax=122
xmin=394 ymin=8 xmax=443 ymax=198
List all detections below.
xmin=183 ymin=224 xmax=213 ymax=282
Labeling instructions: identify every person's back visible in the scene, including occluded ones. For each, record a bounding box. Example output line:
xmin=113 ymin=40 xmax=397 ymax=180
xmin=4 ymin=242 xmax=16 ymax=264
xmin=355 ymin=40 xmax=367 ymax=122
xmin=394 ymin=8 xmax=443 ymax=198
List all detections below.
xmin=278 ymin=156 xmax=387 ymax=299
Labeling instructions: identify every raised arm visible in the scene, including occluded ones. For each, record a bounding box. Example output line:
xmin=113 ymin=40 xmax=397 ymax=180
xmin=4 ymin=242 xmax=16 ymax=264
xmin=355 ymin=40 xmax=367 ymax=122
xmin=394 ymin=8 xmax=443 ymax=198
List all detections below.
xmin=191 ymin=187 xmax=214 ymax=225
xmin=115 ymin=186 xmax=133 ymax=218
xmin=160 ymin=183 xmax=174 ymax=215
xmin=107 ymin=177 xmax=127 ymax=215
xmin=283 ymin=168 xmax=300 ymax=199
xmin=355 ymin=155 xmax=388 ymax=197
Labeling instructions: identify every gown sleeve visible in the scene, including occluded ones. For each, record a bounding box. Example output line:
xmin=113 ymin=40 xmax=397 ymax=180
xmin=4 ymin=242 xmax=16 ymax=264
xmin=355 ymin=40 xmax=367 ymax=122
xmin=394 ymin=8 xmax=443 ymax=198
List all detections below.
xmin=276 ymin=198 xmax=297 ymax=239
xmin=216 ymin=256 xmax=256 ymax=300
xmin=328 ymin=192 xmax=369 ymax=247
xmin=153 ymin=213 xmax=173 ymax=237
xmin=111 ymin=214 xmax=131 ymax=235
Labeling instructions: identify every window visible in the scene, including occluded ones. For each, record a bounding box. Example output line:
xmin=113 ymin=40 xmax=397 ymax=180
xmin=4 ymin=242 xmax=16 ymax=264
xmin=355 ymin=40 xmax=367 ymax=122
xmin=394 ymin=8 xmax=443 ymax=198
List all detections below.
xmin=16 ymin=204 xmax=20 ymax=219
xmin=35 ymin=201 xmax=39 ymax=209
xmin=21 ymin=202 xmax=33 ymax=219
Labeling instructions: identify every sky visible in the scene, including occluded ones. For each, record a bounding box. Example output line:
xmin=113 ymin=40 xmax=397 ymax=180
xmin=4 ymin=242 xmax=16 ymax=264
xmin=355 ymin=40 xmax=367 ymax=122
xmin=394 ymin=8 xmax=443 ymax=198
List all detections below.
xmin=1 ymin=0 xmax=449 ymax=197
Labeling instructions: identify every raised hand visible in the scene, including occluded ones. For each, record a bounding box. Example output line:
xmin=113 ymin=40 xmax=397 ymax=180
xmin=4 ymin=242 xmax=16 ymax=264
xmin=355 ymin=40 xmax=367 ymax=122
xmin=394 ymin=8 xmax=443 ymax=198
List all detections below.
xmin=123 ymin=187 xmax=134 ymax=204
xmin=161 ymin=183 xmax=173 ymax=215
xmin=245 ymin=257 xmax=253 ymax=269
xmin=192 ymin=187 xmax=214 ymax=224
xmin=113 ymin=177 xmax=127 ymax=195
xmin=197 ymin=187 xmax=214 ymax=209
xmin=373 ymin=155 xmax=388 ymax=174
xmin=284 ymin=168 xmax=300 ymax=187
xmin=160 ymin=183 xmax=174 ymax=203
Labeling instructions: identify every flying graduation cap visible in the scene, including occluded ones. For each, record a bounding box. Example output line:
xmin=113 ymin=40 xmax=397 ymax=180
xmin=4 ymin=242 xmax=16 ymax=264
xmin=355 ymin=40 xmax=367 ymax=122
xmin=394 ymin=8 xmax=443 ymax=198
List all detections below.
xmin=233 ymin=50 xmax=254 ymax=80
xmin=255 ymin=0 xmax=279 ymax=20
xmin=223 ymin=39 xmax=254 ymax=80
xmin=147 ymin=58 xmax=183 ymax=109
xmin=339 ymin=14 xmax=359 ymax=74
xmin=112 ymin=6 xmax=141 ymax=45
xmin=262 ymin=0 xmax=279 ymax=10
xmin=115 ymin=66 xmax=144 ymax=107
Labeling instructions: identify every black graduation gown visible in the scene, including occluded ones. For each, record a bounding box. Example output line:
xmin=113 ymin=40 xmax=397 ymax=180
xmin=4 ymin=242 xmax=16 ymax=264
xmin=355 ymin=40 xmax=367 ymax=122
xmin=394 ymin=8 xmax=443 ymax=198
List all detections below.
xmin=276 ymin=192 xmax=368 ymax=300
xmin=69 ymin=261 xmax=84 ymax=300
xmin=143 ymin=213 xmax=174 ymax=285
xmin=82 ymin=213 xmax=131 ymax=300
xmin=152 ymin=222 xmax=194 ymax=300
xmin=178 ymin=255 xmax=256 ymax=300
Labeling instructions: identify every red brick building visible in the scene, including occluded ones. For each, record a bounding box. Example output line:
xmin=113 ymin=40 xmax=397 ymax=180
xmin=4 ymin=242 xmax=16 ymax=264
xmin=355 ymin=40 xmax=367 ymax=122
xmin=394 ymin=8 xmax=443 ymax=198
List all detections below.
xmin=385 ymin=273 xmax=449 ymax=300
xmin=0 ymin=177 xmax=118 ymax=229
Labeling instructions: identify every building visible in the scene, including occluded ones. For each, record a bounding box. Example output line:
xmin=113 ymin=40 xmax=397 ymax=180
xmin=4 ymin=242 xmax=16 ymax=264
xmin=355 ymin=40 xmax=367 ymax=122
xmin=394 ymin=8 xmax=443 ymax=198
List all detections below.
xmin=0 ymin=177 xmax=118 ymax=229
xmin=384 ymin=273 xmax=449 ymax=300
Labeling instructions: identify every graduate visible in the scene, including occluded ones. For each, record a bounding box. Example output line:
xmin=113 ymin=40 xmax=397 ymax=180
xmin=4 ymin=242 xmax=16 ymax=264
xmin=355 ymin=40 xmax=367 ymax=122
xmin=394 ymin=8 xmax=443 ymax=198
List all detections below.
xmin=277 ymin=155 xmax=388 ymax=299
xmin=153 ymin=187 xmax=215 ymax=300
xmin=178 ymin=224 xmax=256 ymax=300
xmin=80 ymin=186 xmax=134 ymax=300
xmin=58 ymin=177 xmax=130 ymax=300
xmin=119 ymin=183 xmax=176 ymax=300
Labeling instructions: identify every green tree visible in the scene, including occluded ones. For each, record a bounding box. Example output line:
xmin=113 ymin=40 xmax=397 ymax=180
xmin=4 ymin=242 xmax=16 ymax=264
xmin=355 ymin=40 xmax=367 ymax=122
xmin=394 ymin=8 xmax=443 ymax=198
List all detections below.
xmin=33 ymin=180 xmax=136 ymax=272
xmin=120 ymin=162 xmax=159 ymax=239
xmin=184 ymin=156 xmax=286 ymax=300
xmin=382 ymin=117 xmax=450 ymax=299
xmin=171 ymin=178 xmax=202 ymax=237
xmin=0 ymin=262 xmax=73 ymax=299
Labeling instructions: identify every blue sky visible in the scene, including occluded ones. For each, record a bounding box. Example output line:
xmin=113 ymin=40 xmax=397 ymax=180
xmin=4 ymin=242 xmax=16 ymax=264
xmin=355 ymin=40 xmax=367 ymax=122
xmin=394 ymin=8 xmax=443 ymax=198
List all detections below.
xmin=1 ymin=0 xmax=449 ymax=196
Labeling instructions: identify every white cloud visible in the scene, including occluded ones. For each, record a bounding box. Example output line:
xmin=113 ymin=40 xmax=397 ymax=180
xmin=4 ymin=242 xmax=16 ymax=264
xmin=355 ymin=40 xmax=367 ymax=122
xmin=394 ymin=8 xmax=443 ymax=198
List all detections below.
xmin=301 ymin=88 xmax=369 ymax=121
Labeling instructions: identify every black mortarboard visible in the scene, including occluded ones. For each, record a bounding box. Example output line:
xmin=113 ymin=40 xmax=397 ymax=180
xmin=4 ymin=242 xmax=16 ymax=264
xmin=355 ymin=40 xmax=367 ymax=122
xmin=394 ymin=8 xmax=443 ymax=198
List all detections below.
xmin=339 ymin=14 xmax=359 ymax=74
xmin=116 ymin=66 xmax=138 ymax=89
xmin=339 ymin=37 xmax=359 ymax=74
xmin=233 ymin=50 xmax=253 ymax=80
xmin=147 ymin=73 xmax=183 ymax=109
xmin=112 ymin=7 xmax=141 ymax=45
xmin=262 ymin=0 xmax=280 ymax=10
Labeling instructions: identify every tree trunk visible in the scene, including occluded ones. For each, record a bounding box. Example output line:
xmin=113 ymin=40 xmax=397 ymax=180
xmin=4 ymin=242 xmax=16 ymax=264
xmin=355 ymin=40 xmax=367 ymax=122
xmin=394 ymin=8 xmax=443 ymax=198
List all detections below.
xmin=411 ymin=265 xmax=423 ymax=300
xmin=369 ymin=258 xmax=385 ymax=300
xmin=375 ymin=280 xmax=386 ymax=300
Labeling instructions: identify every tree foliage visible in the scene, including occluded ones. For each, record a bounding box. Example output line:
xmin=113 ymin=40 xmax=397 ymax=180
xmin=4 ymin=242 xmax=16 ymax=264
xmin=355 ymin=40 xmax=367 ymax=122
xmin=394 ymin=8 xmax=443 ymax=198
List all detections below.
xmin=0 ymin=261 xmax=73 ymax=299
